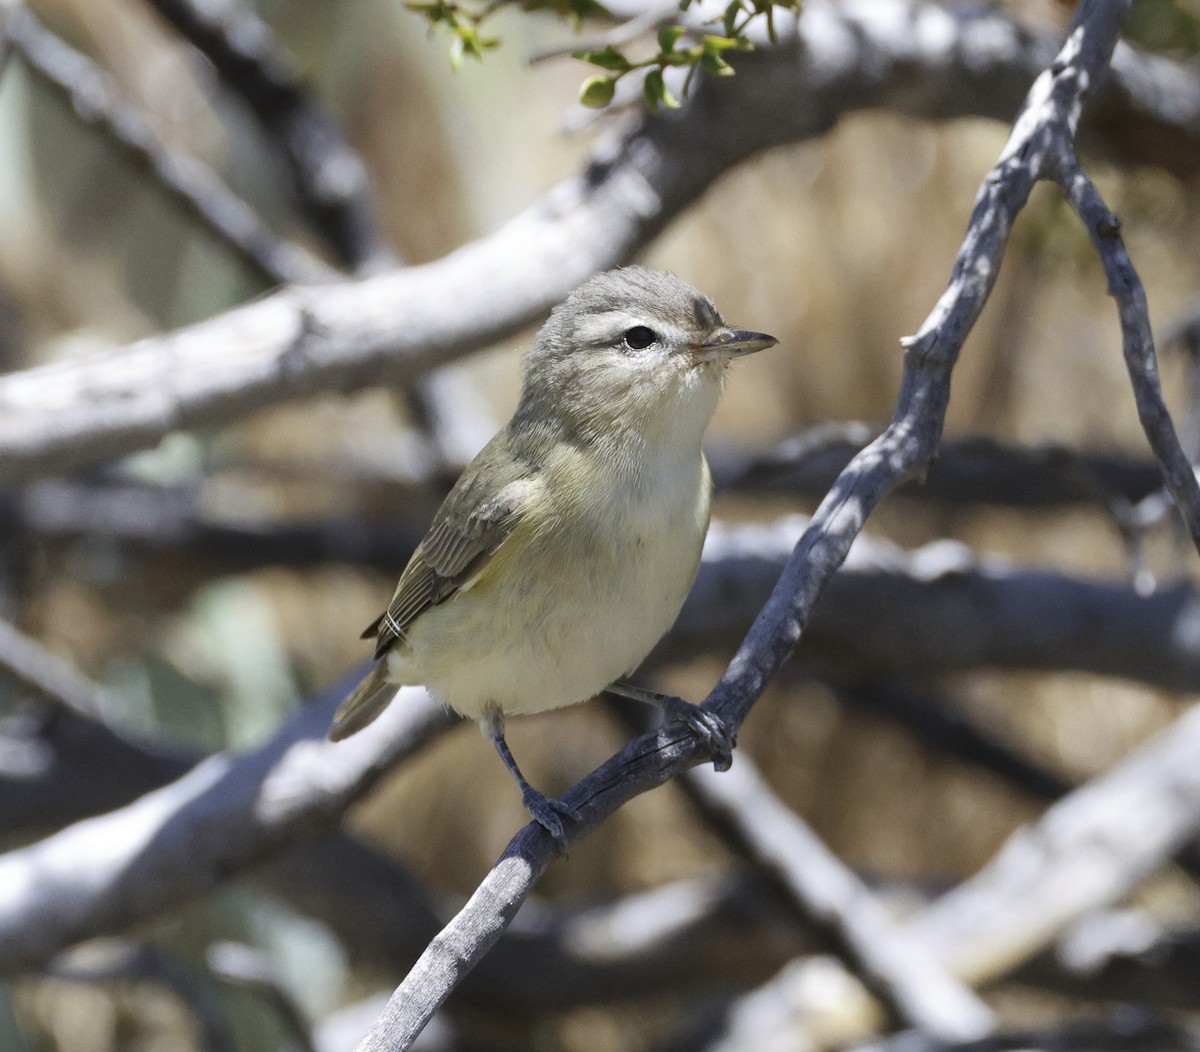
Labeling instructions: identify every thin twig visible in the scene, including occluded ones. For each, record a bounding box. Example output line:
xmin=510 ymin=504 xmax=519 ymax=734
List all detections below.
xmin=1052 ymin=149 xmax=1200 ymax=551
xmin=712 ymin=430 xmax=1163 ymax=509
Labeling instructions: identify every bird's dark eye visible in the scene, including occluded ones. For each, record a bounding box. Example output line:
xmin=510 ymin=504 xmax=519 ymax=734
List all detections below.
xmin=622 ymin=326 xmax=657 ymax=350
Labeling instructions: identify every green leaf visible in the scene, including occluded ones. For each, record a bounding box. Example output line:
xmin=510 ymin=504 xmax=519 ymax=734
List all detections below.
xmin=699 ymin=52 xmax=733 ymax=75
xmin=579 ymin=73 xmax=617 ymax=107
xmin=643 ymin=67 xmax=679 ymax=111
xmin=702 ymin=34 xmax=742 ymax=53
xmin=657 ymin=24 xmax=686 ymax=53
xmin=722 ymin=0 xmax=742 ymax=37
xmin=573 ymin=44 xmax=632 ymax=71
xmin=643 ymin=67 xmax=665 ymax=111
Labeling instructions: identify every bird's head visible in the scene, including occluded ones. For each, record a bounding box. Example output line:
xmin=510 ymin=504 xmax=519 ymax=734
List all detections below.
xmin=517 ymin=267 xmax=777 ymax=443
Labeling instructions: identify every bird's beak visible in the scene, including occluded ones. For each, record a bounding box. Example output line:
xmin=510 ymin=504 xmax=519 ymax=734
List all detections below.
xmin=689 ymin=328 xmax=778 ymax=363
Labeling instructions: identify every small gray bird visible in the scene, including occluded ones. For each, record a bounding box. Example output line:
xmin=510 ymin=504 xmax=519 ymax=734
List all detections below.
xmin=330 ymin=266 xmax=777 ymax=843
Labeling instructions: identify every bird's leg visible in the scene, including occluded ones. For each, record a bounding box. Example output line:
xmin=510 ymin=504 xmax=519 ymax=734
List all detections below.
xmin=606 ymin=680 xmax=735 ymax=772
xmin=484 ymin=709 xmax=581 ymax=849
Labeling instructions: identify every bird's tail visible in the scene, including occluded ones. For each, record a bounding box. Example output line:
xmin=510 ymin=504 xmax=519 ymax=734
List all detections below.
xmin=329 ymin=662 xmax=397 ymax=741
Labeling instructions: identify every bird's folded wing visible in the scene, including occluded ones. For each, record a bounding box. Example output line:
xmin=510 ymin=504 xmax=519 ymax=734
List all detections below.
xmin=364 ymin=476 xmax=536 ymax=657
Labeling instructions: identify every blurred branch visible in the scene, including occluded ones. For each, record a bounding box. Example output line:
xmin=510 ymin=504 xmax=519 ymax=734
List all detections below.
xmin=659 ymin=954 xmax=885 ymax=1052
xmin=353 ymin=4 xmax=1154 ymax=1049
xmin=0 ymin=474 xmax=428 ymax=567
xmin=45 ymin=941 xmax=236 ymax=1052
xmin=11 ymin=476 xmax=1200 ymax=691
xmin=673 ymin=702 xmax=1200 ymax=1051
xmin=673 ymin=517 xmax=1200 ymax=693
xmin=908 ymin=703 xmax=1200 ymax=985
xmin=401 ymin=371 xmax=498 ymax=475
xmin=712 ymin=429 xmax=1164 ymax=509
xmin=0 ymin=0 xmax=19 ymax=72
xmin=0 ymin=705 xmax=193 ymax=835
xmin=679 ymin=757 xmax=993 ymax=1040
xmin=1016 ymin=921 xmax=1200 ymax=1012
xmin=839 ymin=681 xmax=1073 ymax=802
xmin=0 ymin=615 xmax=108 ymax=719
xmin=137 ymin=0 xmax=483 ymax=482
xmin=0 ymin=433 xmax=1170 ymax=566
xmin=207 ymin=941 xmax=317 ymax=1052
xmin=4 ymin=0 xmax=1200 ymax=481
xmin=0 ymin=677 xmax=455 ymax=974
xmin=609 ymin=697 xmax=989 ymax=1039
xmin=5 ymin=7 xmax=331 ymax=286
xmin=850 ymin=1012 xmax=1200 ymax=1052
xmin=842 ymin=679 xmax=1200 ymax=880
xmin=145 ymin=0 xmax=394 ymax=273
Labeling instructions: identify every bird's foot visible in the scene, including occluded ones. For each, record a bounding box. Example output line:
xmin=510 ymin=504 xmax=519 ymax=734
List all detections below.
xmin=521 ymin=786 xmax=582 ymax=850
xmin=663 ymin=697 xmax=736 ymax=772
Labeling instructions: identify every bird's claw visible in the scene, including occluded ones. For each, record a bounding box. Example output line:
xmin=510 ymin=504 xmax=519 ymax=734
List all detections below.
xmin=665 ymin=698 xmax=736 ymax=772
xmin=522 ymin=787 xmax=582 ymax=850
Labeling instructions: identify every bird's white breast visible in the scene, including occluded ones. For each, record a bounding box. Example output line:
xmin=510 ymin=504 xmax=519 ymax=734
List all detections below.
xmin=389 ymin=437 xmax=712 ymax=720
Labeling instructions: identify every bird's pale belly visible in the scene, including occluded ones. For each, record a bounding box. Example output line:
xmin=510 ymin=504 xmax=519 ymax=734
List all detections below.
xmin=387 ymin=478 xmax=707 ymax=720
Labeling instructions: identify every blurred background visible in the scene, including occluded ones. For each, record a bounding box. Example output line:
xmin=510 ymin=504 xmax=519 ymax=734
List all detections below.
xmin=2 ymin=0 xmax=1200 ymax=1049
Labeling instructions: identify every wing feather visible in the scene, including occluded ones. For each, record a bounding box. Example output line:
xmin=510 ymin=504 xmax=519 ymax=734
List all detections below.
xmin=365 ymin=470 xmax=536 ymax=658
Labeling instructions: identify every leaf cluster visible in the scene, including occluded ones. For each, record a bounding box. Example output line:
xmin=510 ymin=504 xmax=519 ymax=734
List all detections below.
xmin=405 ymin=0 xmax=800 ymax=109
xmin=407 ymin=1 xmax=501 ymax=69
xmin=579 ymin=1 xmax=799 ymax=111
xmin=576 ymin=25 xmax=751 ymax=112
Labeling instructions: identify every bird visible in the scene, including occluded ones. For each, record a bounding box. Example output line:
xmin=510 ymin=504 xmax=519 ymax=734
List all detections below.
xmin=329 ymin=266 xmax=777 ymax=844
